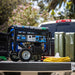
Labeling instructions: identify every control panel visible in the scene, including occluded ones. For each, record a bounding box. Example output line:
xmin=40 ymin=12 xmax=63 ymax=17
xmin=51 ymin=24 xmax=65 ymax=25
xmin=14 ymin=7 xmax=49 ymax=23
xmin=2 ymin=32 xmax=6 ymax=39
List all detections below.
xmin=16 ymin=34 xmax=46 ymax=43
xmin=17 ymin=35 xmax=26 ymax=41
xmin=27 ymin=35 xmax=35 ymax=42
xmin=36 ymin=36 xmax=46 ymax=42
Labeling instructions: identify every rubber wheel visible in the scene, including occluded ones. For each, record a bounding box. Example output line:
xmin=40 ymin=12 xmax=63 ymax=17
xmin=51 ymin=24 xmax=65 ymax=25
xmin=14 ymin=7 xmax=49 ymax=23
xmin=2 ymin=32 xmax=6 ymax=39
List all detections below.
xmin=10 ymin=53 xmax=19 ymax=62
xmin=19 ymin=49 xmax=32 ymax=61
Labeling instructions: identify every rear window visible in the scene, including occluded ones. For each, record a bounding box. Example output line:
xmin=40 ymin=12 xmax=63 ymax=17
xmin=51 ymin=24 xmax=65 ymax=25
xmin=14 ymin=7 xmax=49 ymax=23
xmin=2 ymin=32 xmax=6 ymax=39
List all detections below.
xmin=40 ymin=22 xmax=75 ymax=37
xmin=56 ymin=22 xmax=70 ymax=32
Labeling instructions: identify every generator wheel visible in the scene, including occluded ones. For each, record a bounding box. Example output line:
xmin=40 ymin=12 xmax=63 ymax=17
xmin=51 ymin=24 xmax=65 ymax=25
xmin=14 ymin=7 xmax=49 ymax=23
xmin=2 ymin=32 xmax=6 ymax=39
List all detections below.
xmin=10 ymin=53 xmax=19 ymax=62
xmin=19 ymin=49 xmax=32 ymax=61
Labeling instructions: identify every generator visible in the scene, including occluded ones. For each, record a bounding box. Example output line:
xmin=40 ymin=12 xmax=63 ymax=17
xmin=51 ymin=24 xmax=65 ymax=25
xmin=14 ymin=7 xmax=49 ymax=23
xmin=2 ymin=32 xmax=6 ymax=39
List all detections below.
xmin=8 ymin=25 xmax=50 ymax=61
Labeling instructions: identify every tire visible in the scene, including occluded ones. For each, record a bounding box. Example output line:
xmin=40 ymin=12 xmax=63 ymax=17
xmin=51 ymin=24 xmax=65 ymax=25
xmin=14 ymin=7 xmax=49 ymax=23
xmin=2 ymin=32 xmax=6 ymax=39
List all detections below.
xmin=19 ymin=49 xmax=32 ymax=61
xmin=10 ymin=53 xmax=19 ymax=62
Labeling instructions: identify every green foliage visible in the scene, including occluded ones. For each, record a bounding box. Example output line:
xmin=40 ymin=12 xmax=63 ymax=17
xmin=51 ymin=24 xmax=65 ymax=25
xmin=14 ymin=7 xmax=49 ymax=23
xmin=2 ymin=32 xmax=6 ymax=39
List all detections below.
xmin=57 ymin=11 xmax=64 ymax=19
xmin=47 ymin=0 xmax=67 ymax=12
xmin=0 ymin=0 xmax=26 ymax=25
xmin=56 ymin=1 xmax=75 ymax=19
xmin=58 ymin=12 xmax=61 ymax=15
xmin=58 ymin=0 xmax=66 ymax=8
xmin=40 ymin=10 xmax=49 ymax=21
xmin=66 ymin=2 xmax=72 ymax=10
xmin=51 ymin=9 xmax=55 ymax=16
xmin=8 ymin=3 xmax=50 ymax=26
xmin=50 ymin=9 xmax=56 ymax=20
xmin=1 ymin=0 xmax=75 ymax=33
xmin=65 ymin=1 xmax=74 ymax=19
xmin=38 ymin=1 xmax=44 ymax=12
xmin=0 ymin=22 xmax=8 ymax=32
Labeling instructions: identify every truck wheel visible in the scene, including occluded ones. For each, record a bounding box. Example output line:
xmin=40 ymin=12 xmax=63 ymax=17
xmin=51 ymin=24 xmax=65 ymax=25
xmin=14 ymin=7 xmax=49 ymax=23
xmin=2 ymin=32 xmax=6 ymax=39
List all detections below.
xmin=10 ymin=53 xmax=19 ymax=62
xmin=19 ymin=49 xmax=31 ymax=61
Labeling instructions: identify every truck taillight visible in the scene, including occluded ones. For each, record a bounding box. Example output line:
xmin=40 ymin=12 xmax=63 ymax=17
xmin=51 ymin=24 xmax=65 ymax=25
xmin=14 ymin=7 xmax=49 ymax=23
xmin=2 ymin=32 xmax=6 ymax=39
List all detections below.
xmin=56 ymin=19 xmax=71 ymax=23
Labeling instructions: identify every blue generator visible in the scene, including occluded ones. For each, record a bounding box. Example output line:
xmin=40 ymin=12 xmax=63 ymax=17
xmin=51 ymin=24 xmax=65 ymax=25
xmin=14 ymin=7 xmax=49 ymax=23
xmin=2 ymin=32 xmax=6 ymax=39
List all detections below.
xmin=8 ymin=25 xmax=50 ymax=61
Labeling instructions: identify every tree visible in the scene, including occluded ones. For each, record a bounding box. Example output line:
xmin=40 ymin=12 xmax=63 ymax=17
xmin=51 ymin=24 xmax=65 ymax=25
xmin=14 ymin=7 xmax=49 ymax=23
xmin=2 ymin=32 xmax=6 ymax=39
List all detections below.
xmin=47 ymin=0 xmax=66 ymax=12
xmin=50 ymin=9 xmax=56 ymax=20
xmin=38 ymin=1 xmax=44 ymax=12
xmin=8 ymin=3 xmax=49 ymax=26
xmin=46 ymin=0 xmax=75 ymax=11
xmin=47 ymin=0 xmax=75 ymax=19
xmin=0 ymin=0 xmax=27 ymax=25
xmin=57 ymin=11 xmax=65 ymax=19
xmin=64 ymin=1 xmax=75 ymax=19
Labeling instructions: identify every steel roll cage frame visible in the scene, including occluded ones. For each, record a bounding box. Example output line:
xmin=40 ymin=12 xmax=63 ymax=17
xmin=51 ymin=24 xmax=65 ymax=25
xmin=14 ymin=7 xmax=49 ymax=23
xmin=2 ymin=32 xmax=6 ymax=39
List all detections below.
xmin=8 ymin=25 xmax=51 ymax=55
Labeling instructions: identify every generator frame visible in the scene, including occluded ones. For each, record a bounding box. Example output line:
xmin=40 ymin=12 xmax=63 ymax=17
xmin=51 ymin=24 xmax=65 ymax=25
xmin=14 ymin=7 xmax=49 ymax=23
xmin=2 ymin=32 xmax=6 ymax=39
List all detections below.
xmin=8 ymin=25 xmax=50 ymax=61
